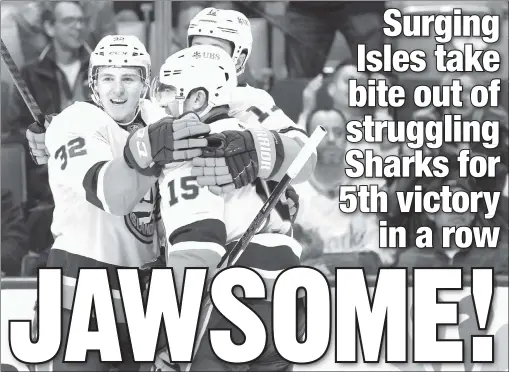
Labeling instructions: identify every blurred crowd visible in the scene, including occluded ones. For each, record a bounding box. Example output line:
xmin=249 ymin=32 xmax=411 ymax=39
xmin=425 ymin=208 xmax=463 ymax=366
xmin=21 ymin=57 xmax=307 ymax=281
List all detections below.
xmin=1 ymin=0 xmax=508 ymax=278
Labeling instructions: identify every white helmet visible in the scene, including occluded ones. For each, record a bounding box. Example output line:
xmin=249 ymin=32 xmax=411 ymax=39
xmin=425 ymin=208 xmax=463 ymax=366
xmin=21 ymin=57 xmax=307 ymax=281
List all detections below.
xmin=89 ymin=35 xmax=151 ymax=109
xmin=187 ymin=8 xmax=252 ymax=76
xmin=150 ymin=45 xmax=237 ymax=118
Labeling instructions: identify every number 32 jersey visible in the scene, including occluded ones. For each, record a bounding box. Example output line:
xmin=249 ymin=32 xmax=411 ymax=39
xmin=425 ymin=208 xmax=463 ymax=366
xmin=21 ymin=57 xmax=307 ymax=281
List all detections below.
xmin=45 ymin=100 xmax=161 ymax=281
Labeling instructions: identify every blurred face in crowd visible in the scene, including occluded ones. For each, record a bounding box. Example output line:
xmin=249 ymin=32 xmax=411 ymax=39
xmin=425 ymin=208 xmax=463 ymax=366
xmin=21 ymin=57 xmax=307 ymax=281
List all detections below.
xmin=328 ymin=65 xmax=368 ymax=112
xmin=310 ymin=112 xmax=346 ymax=165
xmin=443 ymin=74 xmax=476 ymax=117
xmin=428 ymin=186 xmax=476 ymax=230
xmin=95 ymin=67 xmax=145 ymax=123
xmin=44 ymin=2 xmax=86 ymax=51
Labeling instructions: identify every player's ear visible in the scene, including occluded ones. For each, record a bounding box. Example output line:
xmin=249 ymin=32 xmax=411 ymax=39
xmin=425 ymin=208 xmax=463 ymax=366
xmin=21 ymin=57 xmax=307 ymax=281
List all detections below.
xmin=194 ymin=89 xmax=208 ymax=110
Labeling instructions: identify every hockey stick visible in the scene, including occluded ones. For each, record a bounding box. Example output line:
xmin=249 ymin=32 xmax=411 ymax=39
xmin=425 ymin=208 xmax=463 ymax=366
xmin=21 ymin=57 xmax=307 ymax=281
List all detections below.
xmin=184 ymin=125 xmax=327 ymax=371
xmin=1 ymin=38 xmax=46 ymax=131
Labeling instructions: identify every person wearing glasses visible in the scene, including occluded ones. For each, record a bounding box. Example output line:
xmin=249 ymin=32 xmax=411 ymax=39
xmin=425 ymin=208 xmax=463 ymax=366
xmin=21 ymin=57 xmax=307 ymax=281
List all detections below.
xmin=7 ymin=1 xmax=91 ymax=133
xmin=6 ymin=1 xmax=92 ymax=211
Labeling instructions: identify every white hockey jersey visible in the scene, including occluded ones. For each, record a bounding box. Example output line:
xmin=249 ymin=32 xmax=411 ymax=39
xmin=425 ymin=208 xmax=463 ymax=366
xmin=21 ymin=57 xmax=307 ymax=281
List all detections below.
xmin=230 ymin=84 xmax=308 ymax=144
xmin=159 ymin=115 xmax=303 ymax=298
xmin=45 ymin=100 xmax=163 ymax=316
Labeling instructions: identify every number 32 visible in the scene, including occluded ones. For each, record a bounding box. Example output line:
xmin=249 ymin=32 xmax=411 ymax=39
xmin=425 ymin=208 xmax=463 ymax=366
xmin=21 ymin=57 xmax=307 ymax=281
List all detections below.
xmin=55 ymin=137 xmax=87 ymax=170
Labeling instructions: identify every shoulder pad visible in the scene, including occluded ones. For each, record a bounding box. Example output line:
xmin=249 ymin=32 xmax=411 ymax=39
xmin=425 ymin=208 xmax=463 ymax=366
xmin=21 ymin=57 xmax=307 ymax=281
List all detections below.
xmin=47 ymin=101 xmax=110 ymax=139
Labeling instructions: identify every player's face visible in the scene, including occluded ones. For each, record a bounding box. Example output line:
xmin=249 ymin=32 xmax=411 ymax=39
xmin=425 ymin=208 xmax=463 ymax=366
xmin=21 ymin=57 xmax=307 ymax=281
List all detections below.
xmin=164 ymin=91 xmax=203 ymax=118
xmin=191 ymin=36 xmax=234 ymax=56
xmin=95 ymin=67 xmax=145 ymax=123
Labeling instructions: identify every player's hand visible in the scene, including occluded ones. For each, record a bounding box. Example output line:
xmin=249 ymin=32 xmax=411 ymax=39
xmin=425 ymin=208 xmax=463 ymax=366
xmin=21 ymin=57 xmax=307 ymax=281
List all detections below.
xmin=124 ymin=112 xmax=210 ymax=177
xmin=191 ymin=129 xmax=281 ymax=195
xmin=25 ymin=115 xmax=54 ymax=165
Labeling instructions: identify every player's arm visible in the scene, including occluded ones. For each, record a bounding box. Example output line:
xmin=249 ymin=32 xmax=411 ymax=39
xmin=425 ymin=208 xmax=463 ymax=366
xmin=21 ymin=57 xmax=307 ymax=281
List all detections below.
xmin=158 ymin=166 xmax=226 ymax=298
xmin=46 ymin=108 xmax=156 ymax=216
xmin=193 ymin=92 xmax=317 ymax=194
xmin=239 ymin=91 xmax=316 ymax=183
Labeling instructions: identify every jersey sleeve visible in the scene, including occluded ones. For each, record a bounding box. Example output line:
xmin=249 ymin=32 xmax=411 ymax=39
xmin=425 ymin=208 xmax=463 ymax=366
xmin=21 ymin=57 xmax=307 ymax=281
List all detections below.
xmin=45 ymin=103 xmax=114 ymax=206
xmin=158 ymin=164 xmax=227 ymax=295
xmin=234 ymin=87 xmax=309 ymax=144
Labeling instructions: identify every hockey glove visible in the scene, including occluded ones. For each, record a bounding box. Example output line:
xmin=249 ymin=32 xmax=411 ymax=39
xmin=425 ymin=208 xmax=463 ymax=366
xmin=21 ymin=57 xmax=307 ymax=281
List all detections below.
xmin=191 ymin=128 xmax=284 ymax=195
xmin=25 ymin=115 xmax=55 ymax=165
xmin=124 ymin=112 xmax=210 ymax=177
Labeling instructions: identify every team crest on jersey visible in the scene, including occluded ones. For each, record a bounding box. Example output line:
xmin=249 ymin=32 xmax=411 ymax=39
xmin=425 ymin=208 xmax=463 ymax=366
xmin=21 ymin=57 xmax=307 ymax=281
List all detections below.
xmin=126 ymin=123 xmax=143 ymax=133
xmin=124 ymin=188 xmax=155 ymax=244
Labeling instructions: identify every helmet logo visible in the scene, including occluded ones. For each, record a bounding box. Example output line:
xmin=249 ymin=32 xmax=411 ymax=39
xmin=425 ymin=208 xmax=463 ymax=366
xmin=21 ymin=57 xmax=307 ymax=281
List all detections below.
xmin=192 ymin=51 xmax=220 ymax=60
xmin=207 ymin=8 xmax=217 ymax=16
xmin=238 ymin=17 xmax=249 ymax=26
xmin=113 ymin=36 xmax=125 ymax=42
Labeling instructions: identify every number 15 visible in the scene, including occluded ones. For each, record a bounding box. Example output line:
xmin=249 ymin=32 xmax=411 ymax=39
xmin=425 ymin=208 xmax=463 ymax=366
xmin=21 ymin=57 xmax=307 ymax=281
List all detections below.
xmin=167 ymin=176 xmax=199 ymax=206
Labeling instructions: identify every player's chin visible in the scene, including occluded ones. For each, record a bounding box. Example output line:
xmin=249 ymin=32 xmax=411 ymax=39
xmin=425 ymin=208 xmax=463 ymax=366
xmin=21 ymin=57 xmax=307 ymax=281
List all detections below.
xmin=105 ymin=102 xmax=136 ymax=122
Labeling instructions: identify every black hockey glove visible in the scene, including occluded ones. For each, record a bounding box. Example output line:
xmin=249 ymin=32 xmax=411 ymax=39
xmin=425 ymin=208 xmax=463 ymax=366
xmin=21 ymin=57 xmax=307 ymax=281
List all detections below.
xmin=124 ymin=112 xmax=210 ymax=177
xmin=191 ymin=128 xmax=284 ymax=195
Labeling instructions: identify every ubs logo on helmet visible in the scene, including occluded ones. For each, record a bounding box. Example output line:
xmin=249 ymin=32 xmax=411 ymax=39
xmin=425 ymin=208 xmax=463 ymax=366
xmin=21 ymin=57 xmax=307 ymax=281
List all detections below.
xmin=204 ymin=52 xmax=220 ymax=60
xmin=192 ymin=51 xmax=220 ymax=60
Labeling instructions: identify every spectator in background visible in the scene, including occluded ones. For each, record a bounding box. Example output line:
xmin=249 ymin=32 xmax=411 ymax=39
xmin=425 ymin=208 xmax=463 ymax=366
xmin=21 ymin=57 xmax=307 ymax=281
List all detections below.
xmin=292 ymin=61 xmax=397 ymax=274
xmin=1 ymin=189 xmax=29 ymax=276
xmin=4 ymin=0 xmax=116 ymax=68
xmin=7 ymin=1 xmax=91 ymax=133
xmin=412 ymin=72 xmax=509 ymax=194
xmin=284 ymin=1 xmax=385 ymax=78
xmin=397 ymin=170 xmax=509 ymax=274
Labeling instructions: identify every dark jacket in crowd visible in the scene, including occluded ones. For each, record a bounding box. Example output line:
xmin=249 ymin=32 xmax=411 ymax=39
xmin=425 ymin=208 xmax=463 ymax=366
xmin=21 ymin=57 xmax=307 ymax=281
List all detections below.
xmin=6 ymin=45 xmax=90 ymax=132
xmin=1 ymin=189 xmax=29 ymax=276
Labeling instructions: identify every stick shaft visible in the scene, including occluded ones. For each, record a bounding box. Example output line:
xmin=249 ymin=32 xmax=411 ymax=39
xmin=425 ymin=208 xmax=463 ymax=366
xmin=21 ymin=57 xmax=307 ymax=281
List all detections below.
xmin=1 ymin=39 xmax=45 ymax=125
xmin=184 ymin=126 xmax=326 ymax=371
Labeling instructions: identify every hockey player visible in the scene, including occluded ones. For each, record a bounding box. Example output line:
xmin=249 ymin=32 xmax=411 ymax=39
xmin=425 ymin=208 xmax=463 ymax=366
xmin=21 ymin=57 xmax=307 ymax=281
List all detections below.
xmin=25 ymin=7 xmax=304 ymax=227
xmin=150 ymin=45 xmax=307 ymax=371
xmin=186 ymin=7 xmax=315 ymax=193
xmin=41 ymin=35 xmax=210 ymax=371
